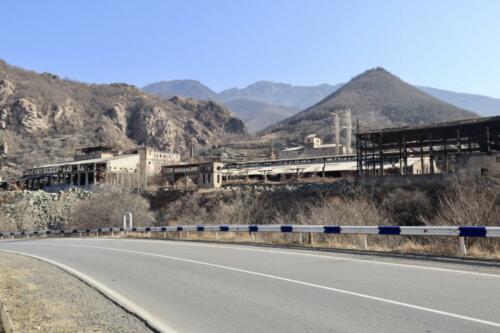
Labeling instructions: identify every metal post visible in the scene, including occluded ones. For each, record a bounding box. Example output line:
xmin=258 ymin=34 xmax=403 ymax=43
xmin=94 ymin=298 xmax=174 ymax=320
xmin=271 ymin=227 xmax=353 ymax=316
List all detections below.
xmin=362 ymin=234 xmax=368 ymax=251
xmin=486 ymin=125 xmax=491 ymax=154
xmin=403 ymin=137 xmax=408 ymax=175
xmin=379 ymin=134 xmax=384 ymax=176
xmin=429 ymin=132 xmax=434 ymax=174
xmin=420 ymin=137 xmax=424 ymax=174
xmin=443 ymin=134 xmax=448 ymax=173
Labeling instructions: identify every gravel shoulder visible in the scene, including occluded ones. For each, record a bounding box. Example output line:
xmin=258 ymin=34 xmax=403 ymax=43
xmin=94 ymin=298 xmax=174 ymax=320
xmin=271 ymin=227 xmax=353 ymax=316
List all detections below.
xmin=0 ymin=252 xmax=153 ymax=333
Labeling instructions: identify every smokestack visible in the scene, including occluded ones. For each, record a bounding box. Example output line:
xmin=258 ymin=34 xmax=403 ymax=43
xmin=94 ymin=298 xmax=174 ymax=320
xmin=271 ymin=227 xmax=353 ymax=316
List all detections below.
xmin=334 ymin=113 xmax=340 ymax=155
xmin=345 ymin=109 xmax=352 ymax=155
xmin=189 ymin=143 xmax=194 ymax=163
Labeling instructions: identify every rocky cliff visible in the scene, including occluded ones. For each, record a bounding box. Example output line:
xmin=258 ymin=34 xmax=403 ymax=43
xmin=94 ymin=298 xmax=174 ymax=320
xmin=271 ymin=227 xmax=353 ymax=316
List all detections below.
xmin=0 ymin=60 xmax=246 ymax=177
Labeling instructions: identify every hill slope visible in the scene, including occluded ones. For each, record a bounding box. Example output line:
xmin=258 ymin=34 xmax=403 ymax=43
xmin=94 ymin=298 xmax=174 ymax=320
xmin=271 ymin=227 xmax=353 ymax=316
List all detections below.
xmin=417 ymin=86 xmax=500 ymax=117
xmin=0 ymin=60 xmax=245 ymax=176
xmin=262 ymin=68 xmax=477 ymax=140
xmin=143 ymin=80 xmax=341 ymax=131
xmin=223 ymin=99 xmax=299 ymax=132
xmin=142 ymin=80 xmax=218 ymax=100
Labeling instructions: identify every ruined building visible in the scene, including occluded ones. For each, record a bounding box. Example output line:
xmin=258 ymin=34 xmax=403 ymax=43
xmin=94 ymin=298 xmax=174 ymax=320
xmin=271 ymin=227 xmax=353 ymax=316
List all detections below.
xmin=21 ymin=146 xmax=180 ymax=190
xmin=279 ymin=109 xmax=353 ymax=158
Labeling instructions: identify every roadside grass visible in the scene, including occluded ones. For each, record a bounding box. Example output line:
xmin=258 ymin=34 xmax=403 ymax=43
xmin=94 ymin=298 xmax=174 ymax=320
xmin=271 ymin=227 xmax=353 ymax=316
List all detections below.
xmin=123 ymin=231 xmax=500 ymax=260
xmin=0 ymin=260 xmax=79 ymax=333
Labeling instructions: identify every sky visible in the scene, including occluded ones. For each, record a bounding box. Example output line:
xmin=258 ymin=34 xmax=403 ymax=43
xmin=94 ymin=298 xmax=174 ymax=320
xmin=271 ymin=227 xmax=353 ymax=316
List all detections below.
xmin=2 ymin=0 xmax=500 ymax=97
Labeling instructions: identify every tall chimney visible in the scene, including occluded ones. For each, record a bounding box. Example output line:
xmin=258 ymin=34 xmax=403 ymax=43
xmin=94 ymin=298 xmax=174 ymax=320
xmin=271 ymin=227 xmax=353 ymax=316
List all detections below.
xmin=334 ymin=113 xmax=340 ymax=155
xmin=345 ymin=109 xmax=352 ymax=155
xmin=189 ymin=143 xmax=194 ymax=163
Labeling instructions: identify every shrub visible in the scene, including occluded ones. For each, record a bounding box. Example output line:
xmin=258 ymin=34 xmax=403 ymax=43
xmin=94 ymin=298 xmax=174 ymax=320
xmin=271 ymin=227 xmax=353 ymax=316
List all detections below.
xmin=381 ymin=188 xmax=432 ymax=226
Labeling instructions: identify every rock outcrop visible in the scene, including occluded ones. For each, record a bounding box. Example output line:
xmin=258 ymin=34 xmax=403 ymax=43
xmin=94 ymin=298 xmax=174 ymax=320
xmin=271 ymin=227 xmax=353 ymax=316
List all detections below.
xmin=0 ymin=59 xmax=247 ymax=176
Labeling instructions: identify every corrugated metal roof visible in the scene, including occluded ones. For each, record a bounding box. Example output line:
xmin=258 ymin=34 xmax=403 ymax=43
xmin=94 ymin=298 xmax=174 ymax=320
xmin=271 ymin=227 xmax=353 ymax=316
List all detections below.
xmin=34 ymin=154 xmax=138 ymax=169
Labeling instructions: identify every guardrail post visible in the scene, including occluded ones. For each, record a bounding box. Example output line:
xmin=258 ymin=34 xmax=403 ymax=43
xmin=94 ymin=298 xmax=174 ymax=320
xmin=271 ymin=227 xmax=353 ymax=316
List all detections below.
xmin=215 ymin=231 xmax=219 ymax=241
xmin=362 ymin=234 xmax=369 ymax=251
xmin=163 ymin=231 xmax=166 ymax=238
xmin=458 ymin=237 xmax=467 ymax=256
xmin=299 ymin=233 xmax=303 ymax=245
xmin=309 ymin=233 xmax=314 ymax=245
xmin=251 ymin=232 xmax=256 ymax=242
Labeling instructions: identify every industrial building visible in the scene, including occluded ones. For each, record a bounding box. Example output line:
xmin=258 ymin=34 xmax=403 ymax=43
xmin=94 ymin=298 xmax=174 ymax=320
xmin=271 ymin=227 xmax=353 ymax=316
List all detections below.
xmin=162 ymin=161 xmax=224 ymax=189
xmin=21 ymin=146 xmax=181 ymax=190
xmin=356 ymin=116 xmax=500 ymax=177
xmin=17 ymin=116 xmax=500 ymax=191
xmin=279 ymin=134 xmax=346 ymax=158
xmin=279 ymin=109 xmax=353 ymax=159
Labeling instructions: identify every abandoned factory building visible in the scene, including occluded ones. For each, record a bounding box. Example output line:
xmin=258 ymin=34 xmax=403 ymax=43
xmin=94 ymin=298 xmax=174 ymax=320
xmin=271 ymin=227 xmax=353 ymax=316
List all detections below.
xmin=21 ymin=146 xmax=181 ymax=190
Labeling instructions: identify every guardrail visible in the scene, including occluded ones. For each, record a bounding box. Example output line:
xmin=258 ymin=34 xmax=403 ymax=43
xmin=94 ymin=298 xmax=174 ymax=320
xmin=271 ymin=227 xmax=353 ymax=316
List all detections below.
xmin=2 ymin=225 xmax=499 ymax=255
xmin=2 ymin=225 xmax=500 ymax=238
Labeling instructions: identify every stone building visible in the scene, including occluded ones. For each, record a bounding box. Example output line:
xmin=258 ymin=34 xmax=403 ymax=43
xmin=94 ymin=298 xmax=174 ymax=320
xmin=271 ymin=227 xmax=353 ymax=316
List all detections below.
xmin=21 ymin=146 xmax=180 ymax=190
xmin=162 ymin=161 xmax=224 ymax=189
xmin=279 ymin=134 xmax=346 ymax=159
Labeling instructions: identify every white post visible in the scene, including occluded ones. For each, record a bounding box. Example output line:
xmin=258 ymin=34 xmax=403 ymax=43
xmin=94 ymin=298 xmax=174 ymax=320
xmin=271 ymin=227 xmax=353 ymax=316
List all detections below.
xmin=127 ymin=212 xmax=133 ymax=229
xmin=215 ymin=231 xmax=219 ymax=241
xmin=309 ymin=233 xmax=315 ymax=246
xmin=362 ymin=234 xmax=368 ymax=251
xmin=459 ymin=237 xmax=467 ymax=256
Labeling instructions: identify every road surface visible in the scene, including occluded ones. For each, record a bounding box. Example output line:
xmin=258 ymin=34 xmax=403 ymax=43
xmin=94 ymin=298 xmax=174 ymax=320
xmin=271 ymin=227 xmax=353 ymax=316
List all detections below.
xmin=1 ymin=238 xmax=499 ymax=333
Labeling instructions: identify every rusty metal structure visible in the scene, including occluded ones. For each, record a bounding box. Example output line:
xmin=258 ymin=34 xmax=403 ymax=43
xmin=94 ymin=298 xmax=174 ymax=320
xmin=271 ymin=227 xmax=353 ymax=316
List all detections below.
xmin=356 ymin=116 xmax=500 ymax=176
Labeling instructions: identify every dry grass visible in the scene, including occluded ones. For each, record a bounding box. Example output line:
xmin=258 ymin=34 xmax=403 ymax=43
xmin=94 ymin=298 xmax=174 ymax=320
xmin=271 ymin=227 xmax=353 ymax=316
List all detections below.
xmin=123 ymin=230 xmax=500 ymax=260
xmin=0 ymin=260 xmax=78 ymax=332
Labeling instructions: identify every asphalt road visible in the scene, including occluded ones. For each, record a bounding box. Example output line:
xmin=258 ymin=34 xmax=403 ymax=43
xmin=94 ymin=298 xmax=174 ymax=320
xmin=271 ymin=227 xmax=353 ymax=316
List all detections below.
xmin=1 ymin=238 xmax=500 ymax=333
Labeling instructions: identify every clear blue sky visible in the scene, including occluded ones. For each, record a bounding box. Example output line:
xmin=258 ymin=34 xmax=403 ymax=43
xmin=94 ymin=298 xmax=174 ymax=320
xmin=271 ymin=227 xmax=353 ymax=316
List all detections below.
xmin=2 ymin=0 xmax=500 ymax=97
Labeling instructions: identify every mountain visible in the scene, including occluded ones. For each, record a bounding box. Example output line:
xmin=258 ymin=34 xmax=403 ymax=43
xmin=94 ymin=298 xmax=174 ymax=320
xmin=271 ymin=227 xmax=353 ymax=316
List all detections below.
xmin=417 ymin=86 xmax=500 ymax=117
xmin=142 ymin=80 xmax=218 ymax=100
xmin=143 ymin=80 xmax=342 ymax=132
xmin=0 ymin=60 xmax=245 ymax=177
xmin=219 ymin=81 xmax=342 ymax=109
xmin=262 ymin=68 xmax=478 ymax=141
xmin=223 ymin=99 xmax=299 ymax=132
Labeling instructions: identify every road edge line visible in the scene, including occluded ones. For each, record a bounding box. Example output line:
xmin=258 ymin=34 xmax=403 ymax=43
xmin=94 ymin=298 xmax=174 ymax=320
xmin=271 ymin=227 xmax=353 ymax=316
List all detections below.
xmin=0 ymin=250 xmax=176 ymax=333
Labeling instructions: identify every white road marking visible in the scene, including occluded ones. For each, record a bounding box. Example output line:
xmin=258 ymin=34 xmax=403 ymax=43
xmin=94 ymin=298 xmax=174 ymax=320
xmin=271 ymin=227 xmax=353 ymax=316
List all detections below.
xmin=78 ymin=237 xmax=500 ymax=279
xmin=0 ymin=249 xmax=178 ymax=333
xmin=11 ymin=242 xmax=500 ymax=329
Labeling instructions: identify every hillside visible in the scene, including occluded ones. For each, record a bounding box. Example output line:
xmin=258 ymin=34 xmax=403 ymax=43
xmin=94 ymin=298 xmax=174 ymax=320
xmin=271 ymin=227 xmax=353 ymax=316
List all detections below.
xmin=417 ymin=86 xmax=500 ymax=117
xmin=219 ymin=81 xmax=341 ymax=109
xmin=223 ymin=99 xmax=299 ymax=132
xmin=262 ymin=68 xmax=478 ymax=141
xmin=142 ymin=80 xmax=218 ymax=100
xmin=143 ymin=80 xmax=341 ymax=131
xmin=0 ymin=60 xmax=245 ymax=177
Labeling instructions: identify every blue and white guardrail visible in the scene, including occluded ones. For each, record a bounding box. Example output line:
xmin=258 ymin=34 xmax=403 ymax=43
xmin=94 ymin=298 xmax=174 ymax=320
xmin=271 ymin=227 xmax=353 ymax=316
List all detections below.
xmin=1 ymin=225 xmax=500 ymax=238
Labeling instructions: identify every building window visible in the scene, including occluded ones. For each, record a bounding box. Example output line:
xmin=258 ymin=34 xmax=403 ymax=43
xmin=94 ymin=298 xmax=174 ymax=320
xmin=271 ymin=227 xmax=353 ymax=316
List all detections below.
xmin=217 ymin=174 xmax=220 ymax=184
xmin=207 ymin=174 xmax=211 ymax=183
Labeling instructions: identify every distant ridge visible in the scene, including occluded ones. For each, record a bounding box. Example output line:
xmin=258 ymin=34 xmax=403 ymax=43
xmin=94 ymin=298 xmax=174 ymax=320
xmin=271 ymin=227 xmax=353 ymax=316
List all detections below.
xmin=262 ymin=67 xmax=478 ymax=140
xmin=142 ymin=80 xmax=218 ymax=100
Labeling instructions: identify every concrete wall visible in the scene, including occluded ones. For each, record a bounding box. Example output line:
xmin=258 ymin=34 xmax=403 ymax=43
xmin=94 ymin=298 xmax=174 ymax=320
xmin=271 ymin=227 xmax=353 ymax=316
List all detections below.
xmin=457 ymin=153 xmax=500 ymax=178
